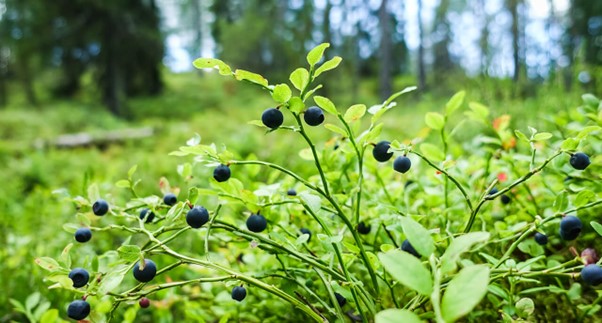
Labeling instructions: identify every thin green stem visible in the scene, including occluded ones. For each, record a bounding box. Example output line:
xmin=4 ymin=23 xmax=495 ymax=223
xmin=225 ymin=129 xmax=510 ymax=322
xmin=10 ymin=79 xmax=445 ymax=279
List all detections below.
xmin=464 ymin=150 xmax=563 ymax=233
xmin=410 ymin=150 xmax=473 ymax=213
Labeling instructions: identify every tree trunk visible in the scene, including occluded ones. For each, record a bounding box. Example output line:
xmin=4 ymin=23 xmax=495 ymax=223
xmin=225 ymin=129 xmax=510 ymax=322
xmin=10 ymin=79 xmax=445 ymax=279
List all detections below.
xmin=378 ymin=0 xmax=392 ymax=101
xmin=509 ymin=0 xmax=520 ymax=81
xmin=417 ymin=0 xmax=426 ymax=90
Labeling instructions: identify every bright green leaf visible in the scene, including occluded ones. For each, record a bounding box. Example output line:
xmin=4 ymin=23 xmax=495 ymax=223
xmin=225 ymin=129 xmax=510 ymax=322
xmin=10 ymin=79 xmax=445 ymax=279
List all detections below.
xmin=440 ymin=232 xmax=490 ymax=274
xmin=192 ymin=58 xmax=232 ymax=75
xmin=35 ymin=257 xmax=62 ymax=272
xmin=115 ymin=180 xmax=130 ymax=188
xmin=314 ymin=96 xmax=338 ymax=115
xmin=514 ymin=130 xmax=530 ymax=143
xmin=299 ymin=192 xmax=321 ymax=214
xmin=315 ymin=56 xmax=342 ymax=77
xmin=561 ymin=137 xmax=580 ymax=150
xmin=400 ymin=217 xmax=434 ymax=257
xmin=445 ymin=91 xmax=466 ymax=115
xmin=532 ymin=132 xmax=553 ymax=141
xmin=290 ymin=68 xmax=310 ymax=91
xmin=40 ymin=309 xmax=59 ymax=323
xmin=553 ymin=191 xmax=568 ymax=212
xmin=420 ymin=143 xmax=445 ymax=161
xmin=98 ymin=266 xmax=127 ymax=295
xmin=307 ymin=43 xmax=330 ymax=66
xmin=378 ymin=250 xmax=433 ymax=296
xmin=574 ymin=190 xmax=595 ymax=207
xmin=288 ymin=96 xmax=305 ymax=114
xmin=234 ymin=69 xmax=268 ymax=87
xmin=344 ymin=104 xmax=366 ymax=123
xmin=324 ymin=123 xmax=348 ymax=136
xmin=376 ymin=309 xmax=423 ymax=323
xmin=117 ymin=245 xmax=141 ymax=262
xmin=425 ymin=112 xmax=445 ymax=130
xmin=441 ymin=265 xmax=490 ymax=323
xmin=582 ymin=93 xmax=600 ymax=108
xmin=272 ymin=84 xmax=292 ymax=103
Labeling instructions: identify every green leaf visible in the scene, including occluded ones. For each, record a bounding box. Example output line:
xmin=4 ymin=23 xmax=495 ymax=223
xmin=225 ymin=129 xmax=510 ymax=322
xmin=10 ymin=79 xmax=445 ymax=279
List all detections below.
xmin=440 ymin=232 xmax=490 ymax=274
xmin=35 ymin=257 xmax=62 ymax=272
xmin=324 ymin=123 xmax=348 ymax=137
xmin=574 ymin=190 xmax=595 ymax=207
xmin=582 ymin=93 xmax=600 ymax=108
xmin=376 ymin=309 xmax=424 ymax=323
xmin=553 ymin=191 xmax=568 ymax=212
xmin=299 ymin=192 xmax=321 ymax=214
xmin=420 ymin=143 xmax=445 ymax=161
xmin=315 ymin=56 xmax=342 ymax=77
xmin=128 ymin=164 xmax=138 ymax=179
xmin=290 ymin=68 xmax=310 ymax=91
xmin=344 ymin=104 xmax=366 ymax=123
xmin=307 ymin=43 xmax=330 ymax=66
xmin=288 ymin=96 xmax=305 ymax=114
xmin=40 ymin=309 xmax=59 ymax=323
xmin=445 ymin=91 xmax=466 ymax=115
xmin=514 ymin=130 xmax=530 ymax=143
xmin=560 ymin=137 xmax=580 ymax=150
xmin=25 ymin=292 xmax=40 ymax=311
xmin=577 ymin=126 xmax=601 ymax=139
xmin=272 ymin=84 xmax=292 ymax=103
xmin=117 ymin=245 xmax=141 ymax=262
xmin=98 ymin=265 xmax=128 ymax=295
xmin=441 ymin=265 xmax=490 ymax=323
xmin=532 ymin=132 xmax=553 ymax=141
xmin=87 ymin=183 xmax=100 ymax=203
xmin=515 ymin=297 xmax=535 ymax=318
xmin=400 ymin=217 xmax=434 ymax=257
xmin=465 ymin=102 xmax=489 ymax=123
xmin=314 ymin=96 xmax=338 ymax=115
xmin=192 ymin=58 xmax=232 ymax=75
xmin=425 ymin=112 xmax=445 ymax=130
xmin=304 ymin=84 xmax=323 ymax=99
xmin=60 ymin=243 xmax=73 ymax=268
xmin=115 ymin=180 xmax=130 ymax=188
xmin=591 ymin=221 xmax=602 ymax=237
xmin=234 ymin=69 xmax=268 ymax=87
xmin=378 ymin=250 xmax=433 ymax=296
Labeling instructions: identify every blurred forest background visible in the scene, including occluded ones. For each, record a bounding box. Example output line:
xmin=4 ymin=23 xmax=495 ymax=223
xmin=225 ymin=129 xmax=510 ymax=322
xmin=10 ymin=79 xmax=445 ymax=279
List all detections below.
xmin=1 ymin=0 xmax=601 ymax=115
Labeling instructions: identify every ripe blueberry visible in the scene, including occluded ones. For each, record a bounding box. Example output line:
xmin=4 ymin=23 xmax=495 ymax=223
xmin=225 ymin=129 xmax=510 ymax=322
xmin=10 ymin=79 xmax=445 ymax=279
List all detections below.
xmin=92 ymin=199 xmax=109 ymax=216
xmin=570 ymin=152 xmax=591 ymax=170
xmin=300 ymin=228 xmax=312 ymax=241
xmin=68 ymin=268 xmax=90 ymax=288
xmin=232 ymin=286 xmax=247 ymax=302
xmin=393 ymin=156 xmax=411 ymax=174
xmin=186 ymin=206 xmax=209 ymax=228
xmin=213 ymin=164 xmax=231 ymax=182
xmin=287 ymin=189 xmax=297 ymax=196
xmin=133 ymin=259 xmax=157 ymax=283
xmin=139 ymin=208 xmax=155 ymax=223
xmin=372 ymin=141 xmax=393 ymax=162
xmin=357 ymin=222 xmax=371 ymax=235
xmin=401 ymin=239 xmax=421 ymax=258
xmin=246 ymin=214 xmax=267 ymax=233
xmin=581 ymin=264 xmax=602 ymax=286
xmin=335 ymin=292 xmax=346 ymax=307
xmin=501 ymin=194 xmax=511 ymax=204
xmin=304 ymin=106 xmax=324 ymax=126
xmin=67 ymin=300 xmax=90 ymax=320
xmin=559 ymin=215 xmax=582 ymax=241
xmin=261 ymin=108 xmax=284 ymax=129
xmin=488 ymin=188 xmax=499 ymax=195
xmin=139 ymin=297 xmax=151 ymax=308
xmin=534 ymin=232 xmax=548 ymax=245
xmin=75 ymin=228 xmax=92 ymax=243
xmin=163 ymin=193 xmax=177 ymax=206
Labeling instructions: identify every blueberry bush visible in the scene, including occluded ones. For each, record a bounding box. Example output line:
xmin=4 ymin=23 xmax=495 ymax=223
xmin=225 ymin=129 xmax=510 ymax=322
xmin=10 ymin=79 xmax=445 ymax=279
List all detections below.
xmin=36 ymin=43 xmax=601 ymax=322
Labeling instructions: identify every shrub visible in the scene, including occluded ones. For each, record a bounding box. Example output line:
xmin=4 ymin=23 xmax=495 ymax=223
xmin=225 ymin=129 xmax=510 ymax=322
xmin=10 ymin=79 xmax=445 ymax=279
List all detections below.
xmin=36 ymin=44 xmax=602 ymax=322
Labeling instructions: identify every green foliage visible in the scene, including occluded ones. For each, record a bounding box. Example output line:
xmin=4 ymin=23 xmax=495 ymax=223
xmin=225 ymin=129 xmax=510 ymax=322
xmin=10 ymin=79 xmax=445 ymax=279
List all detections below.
xmin=1 ymin=43 xmax=600 ymax=322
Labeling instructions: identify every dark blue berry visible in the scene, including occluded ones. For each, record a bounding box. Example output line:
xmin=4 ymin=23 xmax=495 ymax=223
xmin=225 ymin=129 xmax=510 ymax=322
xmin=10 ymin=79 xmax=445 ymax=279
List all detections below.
xmin=357 ymin=222 xmax=371 ymax=235
xmin=232 ymin=286 xmax=247 ymax=301
xmin=534 ymin=232 xmax=548 ymax=245
xmin=68 ymin=268 xmax=90 ymax=288
xmin=213 ymin=164 xmax=231 ymax=182
xmin=262 ymin=108 xmax=284 ymax=129
xmin=581 ymin=264 xmax=602 ymax=285
xmin=393 ymin=156 xmax=411 ymax=173
xmin=401 ymin=239 xmax=421 ymax=258
xmin=133 ymin=259 xmax=157 ymax=283
xmin=186 ymin=206 xmax=209 ymax=228
xmin=67 ymin=300 xmax=90 ymax=320
xmin=163 ymin=193 xmax=177 ymax=206
xmin=246 ymin=214 xmax=267 ymax=233
xmin=139 ymin=209 xmax=155 ymax=223
xmin=570 ymin=152 xmax=591 ymax=170
xmin=559 ymin=215 xmax=582 ymax=241
xmin=74 ymin=228 xmax=92 ymax=243
xmin=373 ymin=141 xmax=393 ymax=162
xmin=304 ymin=106 xmax=324 ymax=126
xmin=92 ymin=199 xmax=109 ymax=216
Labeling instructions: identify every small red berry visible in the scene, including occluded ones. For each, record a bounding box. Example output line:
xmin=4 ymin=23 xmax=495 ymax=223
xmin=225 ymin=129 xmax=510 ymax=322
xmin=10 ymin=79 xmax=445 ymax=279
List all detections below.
xmin=139 ymin=297 xmax=150 ymax=308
